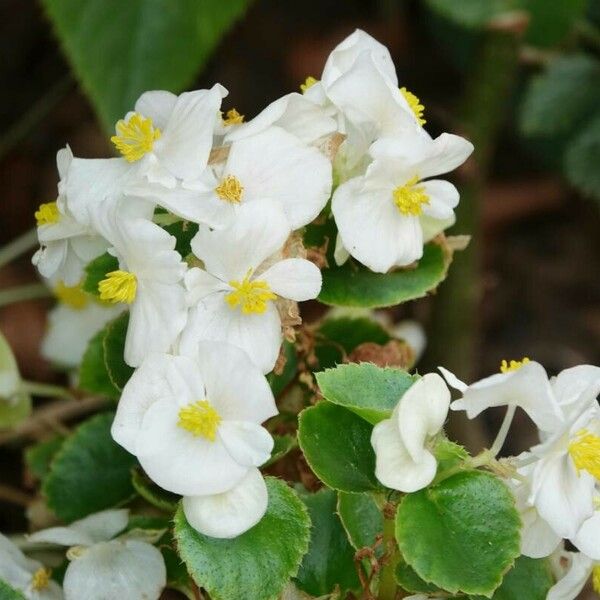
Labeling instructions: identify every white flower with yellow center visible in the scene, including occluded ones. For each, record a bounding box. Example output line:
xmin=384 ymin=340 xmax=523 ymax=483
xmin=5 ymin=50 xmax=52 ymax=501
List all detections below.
xmin=111 ymin=342 xmax=277 ymax=501
xmin=332 ymin=131 xmax=473 ymax=273
xmin=0 ymin=533 xmax=63 ymax=599
xmin=28 ymin=509 xmax=166 ymax=600
xmin=547 ymin=548 xmax=600 ymax=600
xmin=89 ymin=197 xmax=187 ymax=367
xmin=32 ymin=147 xmax=108 ymax=285
xmin=370 ymin=373 xmax=451 ymax=492
xmin=41 ymin=281 xmax=123 ymax=368
xmin=180 ymin=201 xmax=322 ymax=374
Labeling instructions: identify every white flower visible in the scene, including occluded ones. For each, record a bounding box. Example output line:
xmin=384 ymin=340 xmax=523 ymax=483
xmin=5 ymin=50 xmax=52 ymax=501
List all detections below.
xmin=0 ymin=533 xmax=63 ymax=599
xmin=332 ymin=132 xmax=473 ymax=272
xmin=111 ymin=342 xmax=277 ymax=497
xmin=180 ymin=201 xmax=322 ymax=374
xmin=370 ymin=373 xmax=450 ymax=492
xmin=89 ymin=197 xmax=187 ymax=367
xmin=28 ymin=509 xmax=166 ymax=600
xmin=128 ymin=125 xmax=333 ymax=229
xmin=32 ymin=147 xmax=107 ymax=285
xmin=182 ymin=468 xmax=269 ymax=539
xmin=547 ymin=549 xmax=599 ymax=600
xmin=41 ymin=282 xmax=123 ymax=368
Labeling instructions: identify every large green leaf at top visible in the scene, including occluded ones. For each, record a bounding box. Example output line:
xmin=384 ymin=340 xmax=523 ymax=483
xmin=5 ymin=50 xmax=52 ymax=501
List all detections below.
xmin=315 ymin=363 xmax=417 ymax=425
xmin=43 ymin=412 xmax=137 ymax=522
xmin=396 ymin=471 xmax=521 ymax=596
xmin=173 ymin=478 xmax=310 ymax=600
xmin=564 ymin=114 xmax=600 ymax=202
xmin=298 ymin=402 xmax=379 ymax=493
xmin=319 ymin=243 xmax=450 ymax=308
xmin=43 ymin=0 xmax=253 ymax=131
xmin=295 ymin=488 xmax=361 ymax=596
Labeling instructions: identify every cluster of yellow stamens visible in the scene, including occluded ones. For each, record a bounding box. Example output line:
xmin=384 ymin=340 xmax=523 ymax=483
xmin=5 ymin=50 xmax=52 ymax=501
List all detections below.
xmin=226 ymin=271 xmax=276 ymax=314
xmin=215 ymin=175 xmax=244 ymax=203
xmin=111 ymin=113 xmax=161 ymax=162
xmin=500 ymin=357 xmax=530 ymax=373
xmin=54 ymin=281 xmax=89 ymax=310
xmin=222 ymin=108 xmax=244 ymax=126
xmin=178 ymin=400 xmax=221 ymax=441
xmin=392 ymin=175 xmax=429 ymax=216
xmin=300 ymin=76 xmax=318 ymax=93
xmin=568 ymin=429 xmax=600 ymax=480
xmin=593 ymin=565 xmax=600 ymax=594
xmin=400 ymin=87 xmax=426 ymax=126
xmin=98 ymin=270 xmax=137 ymax=304
xmin=31 ymin=567 xmax=51 ymax=591
xmin=35 ymin=201 xmax=60 ymax=227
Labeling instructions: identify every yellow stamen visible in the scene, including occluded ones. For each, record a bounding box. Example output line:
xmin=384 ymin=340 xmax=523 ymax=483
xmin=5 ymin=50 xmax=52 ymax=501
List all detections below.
xmin=178 ymin=400 xmax=221 ymax=441
xmin=222 ymin=108 xmax=244 ymax=126
xmin=593 ymin=565 xmax=600 ymax=594
xmin=300 ymin=76 xmax=318 ymax=93
xmin=35 ymin=202 xmax=60 ymax=226
xmin=54 ymin=281 xmax=89 ymax=310
xmin=31 ymin=567 xmax=51 ymax=591
xmin=226 ymin=271 xmax=276 ymax=315
xmin=111 ymin=113 xmax=161 ymax=162
xmin=569 ymin=429 xmax=600 ymax=480
xmin=98 ymin=270 xmax=137 ymax=304
xmin=400 ymin=87 xmax=426 ymax=126
xmin=392 ymin=175 xmax=429 ymax=216
xmin=215 ymin=175 xmax=243 ymax=203
xmin=500 ymin=357 xmax=531 ymax=373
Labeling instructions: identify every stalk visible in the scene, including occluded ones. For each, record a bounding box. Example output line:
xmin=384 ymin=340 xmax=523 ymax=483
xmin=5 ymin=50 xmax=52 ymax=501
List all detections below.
xmin=378 ymin=509 xmax=400 ymax=600
xmin=0 ymin=283 xmax=51 ymax=308
xmin=0 ymin=229 xmax=38 ymax=269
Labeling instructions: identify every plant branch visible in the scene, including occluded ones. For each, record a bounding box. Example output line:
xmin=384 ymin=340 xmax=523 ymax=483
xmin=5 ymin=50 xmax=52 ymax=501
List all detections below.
xmin=0 ymin=229 xmax=38 ymax=269
xmin=0 ymin=283 xmax=51 ymax=308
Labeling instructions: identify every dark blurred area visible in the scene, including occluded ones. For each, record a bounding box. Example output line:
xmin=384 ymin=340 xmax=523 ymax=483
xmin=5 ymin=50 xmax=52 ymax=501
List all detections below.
xmin=0 ymin=0 xmax=599 ymax=569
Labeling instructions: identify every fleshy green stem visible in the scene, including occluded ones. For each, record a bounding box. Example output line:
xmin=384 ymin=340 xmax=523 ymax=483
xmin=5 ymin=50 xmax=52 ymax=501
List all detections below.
xmin=378 ymin=515 xmax=399 ymax=600
xmin=0 ymin=283 xmax=51 ymax=308
xmin=20 ymin=381 xmax=72 ymax=399
xmin=0 ymin=229 xmax=38 ymax=269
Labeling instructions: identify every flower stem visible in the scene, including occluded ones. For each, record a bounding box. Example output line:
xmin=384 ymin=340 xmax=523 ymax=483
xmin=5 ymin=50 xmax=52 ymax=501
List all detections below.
xmin=20 ymin=381 xmax=72 ymax=399
xmin=378 ymin=513 xmax=399 ymax=600
xmin=0 ymin=283 xmax=51 ymax=308
xmin=489 ymin=405 xmax=516 ymax=457
xmin=0 ymin=229 xmax=38 ymax=270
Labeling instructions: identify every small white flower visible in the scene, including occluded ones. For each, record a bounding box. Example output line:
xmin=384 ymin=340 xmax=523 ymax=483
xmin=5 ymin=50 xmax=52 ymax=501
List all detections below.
xmin=28 ymin=509 xmax=166 ymax=600
xmin=180 ymin=201 xmax=322 ymax=374
xmin=89 ymin=197 xmax=187 ymax=367
xmin=370 ymin=373 xmax=450 ymax=492
xmin=111 ymin=342 xmax=277 ymax=496
xmin=0 ymin=533 xmax=63 ymax=599
xmin=332 ymin=132 xmax=473 ymax=272
xmin=547 ymin=548 xmax=599 ymax=600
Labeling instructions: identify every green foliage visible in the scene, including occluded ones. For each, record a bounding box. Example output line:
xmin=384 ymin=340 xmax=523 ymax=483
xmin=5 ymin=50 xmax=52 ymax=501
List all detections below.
xmin=295 ymin=488 xmax=361 ymax=596
xmin=82 ymin=252 xmax=119 ymax=296
xmin=103 ymin=312 xmax=134 ymax=390
xmin=564 ymin=114 xmax=600 ymax=200
xmin=423 ymin=0 xmax=519 ymax=29
xmin=319 ymin=243 xmax=450 ymax=308
xmin=264 ymin=434 xmax=297 ymax=467
xmin=0 ymin=581 xmax=26 ymax=600
xmin=395 ymin=562 xmax=440 ymax=594
xmin=315 ymin=363 xmax=416 ymax=425
xmin=267 ymin=341 xmax=298 ymax=397
xmin=395 ymin=471 xmax=521 ymax=596
xmin=25 ymin=435 xmax=65 ymax=481
xmin=43 ymin=412 xmax=137 ymax=522
xmin=174 ymin=478 xmax=310 ymax=600
xmin=434 ymin=438 xmax=470 ymax=475
xmin=42 ymin=0 xmax=253 ymax=131
xmin=523 ymin=0 xmax=588 ymax=47
xmin=298 ymin=402 xmax=379 ymax=493
xmin=131 ymin=467 xmax=179 ymax=512
xmin=163 ymin=220 xmax=199 ymax=257
xmin=0 ymin=332 xmax=31 ymax=429
xmin=337 ymin=492 xmax=383 ymax=553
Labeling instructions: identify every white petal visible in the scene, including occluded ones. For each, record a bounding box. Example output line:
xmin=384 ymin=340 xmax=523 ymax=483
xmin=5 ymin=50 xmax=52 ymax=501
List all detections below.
xmin=520 ymin=507 xmax=562 ymax=559
xmin=551 ymin=365 xmax=600 ymax=422
xmin=420 ymin=213 xmax=455 ymax=242
xmin=260 ymin=258 xmax=322 ymax=301
xmin=63 ymin=540 xmax=165 ymax=600
xmin=397 ymin=374 xmax=450 ymax=463
xmin=134 ymin=90 xmax=177 ymax=129
xmin=572 ymin=510 xmax=600 ymax=560
xmin=438 ymin=366 xmax=468 ymax=392
xmin=218 ymin=421 xmax=273 ymax=467
xmin=28 ymin=526 xmax=93 ymax=548
xmin=420 ymin=180 xmax=459 ymax=219
xmin=182 ymin=468 xmax=268 ymax=539
xmin=0 ymin=533 xmax=43 ymax=590
xmin=70 ymin=509 xmax=129 ymax=544
xmin=333 ymin=234 xmax=350 ymax=266
xmin=184 ymin=268 xmax=230 ymax=306
xmin=547 ymin=552 xmax=593 ymax=600
xmin=417 ymin=133 xmax=474 ymax=179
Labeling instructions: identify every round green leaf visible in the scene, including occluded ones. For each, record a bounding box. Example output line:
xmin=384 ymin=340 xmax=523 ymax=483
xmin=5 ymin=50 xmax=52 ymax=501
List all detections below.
xmin=0 ymin=580 xmax=26 ymax=600
xmin=103 ymin=312 xmax=133 ymax=390
xmin=82 ymin=252 xmax=119 ymax=296
xmin=423 ymin=0 xmax=519 ymax=29
xmin=263 ymin=434 xmax=297 ymax=468
xmin=131 ymin=467 xmax=179 ymax=512
xmin=337 ymin=492 xmax=383 ymax=553
xmin=174 ymin=477 xmax=310 ymax=600
xmin=395 ymin=562 xmax=440 ymax=594
xmin=0 ymin=332 xmax=31 ymax=429
xmin=396 ymin=471 xmax=521 ymax=596
xmin=564 ymin=114 xmax=600 ymax=201
xmin=319 ymin=243 xmax=450 ymax=308
xmin=43 ymin=412 xmax=137 ymax=522
xmin=298 ymin=402 xmax=379 ymax=493
xmin=79 ymin=327 xmax=120 ymax=400
xmin=25 ymin=435 xmax=65 ymax=482
xmin=295 ymin=488 xmax=360 ymax=596
xmin=315 ymin=363 xmax=416 ymax=425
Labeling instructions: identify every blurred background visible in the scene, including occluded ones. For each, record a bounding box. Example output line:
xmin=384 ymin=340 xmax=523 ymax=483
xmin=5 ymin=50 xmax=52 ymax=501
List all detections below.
xmin=0 ymin=0 xmax=599 ymax=579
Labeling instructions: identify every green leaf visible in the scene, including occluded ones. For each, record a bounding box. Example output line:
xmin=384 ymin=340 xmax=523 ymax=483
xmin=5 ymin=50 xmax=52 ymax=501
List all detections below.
xmin=25 ymin=435 xmax=65 ymax=481
xmin=523 ymin=0 xmax=587 ymax=47
xmin=43 ymin=412 xmax=137 ymax=522
xmin=82 ymin=252 xmax=119 ymax=296
xmin=295 ymin=488 xmax=361 ymax=596
xmin=0 ymin=580 xmax=26 ymax=600
xmin=103 ymin=312 xmax=133 ymax=391
xmin=520 ymin=55 xmax=600 ymax=138
xmin=163 ymin=220 xmax=199 ymax=257
xmin=131 ymin=467 xmax=180 ymax=512
xmin=315 ymin=363 xmax=417 ymax=425
xmin=319 ymin=243 xmax=450 ymax=308
xmin=264 ymin=434 xmax=297 ymax=467
xmin=42 ymin=0 xmax=253 ymax=131
xmin=396 ymin=471 xmax=521 ymax=596
xmin=174 ymin=477 xmax=310 ymax=600
xmin=0 ymin=332 xmax=31 ymax=429
xmin=337 ymin=492 xmax=383 ymax=553
xmin=434 ymin=438 xmax=469 ymax=475
xmin=267 ymin=341 xmax=298 ymax=397
xmin=423 ymin=0 xmax=520 ymax=29
xmin=395 ymin=562 xmax=440 ymax=594
xmin=298 ymin=402 xmax=379 ymax=493
xmin=564 ymin=114 xmax=600 ymax=201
